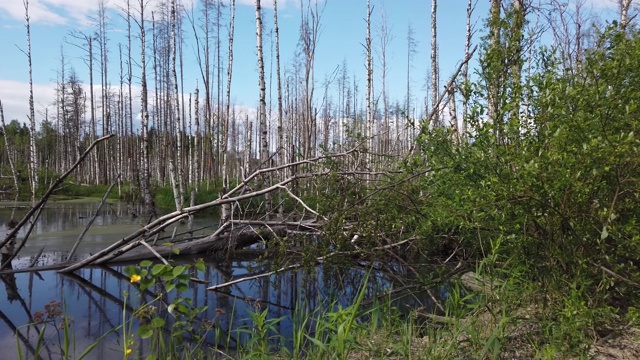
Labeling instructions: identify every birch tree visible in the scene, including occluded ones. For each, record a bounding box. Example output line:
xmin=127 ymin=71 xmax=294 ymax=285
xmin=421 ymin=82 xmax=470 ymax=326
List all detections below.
xmin=377 ymin=8 xmax=392 ymax=154
xmin=619 ymin=0 xmax=634 ymax=29
xmin=0 ymin=101 xmax=19 ymax=195
xmin=462 ymin=0 xmax=475 ymax=133
xmin=222 ymin=0 xmax=236 ymax=189
xmin=255 ymin=0 xmax=271 ymax=213
xmin=365 ymin=0 xmax=373 ymax=164
xmin=487 ymin=0 xmax=501 ymax=139
xmin=430 ymin=0 xmax=440 ymax=127
xmin=170 ymin=0 xmax=185 ymax=211
xmin=23 ymin=0 xmax=38 ymax=200
xmin=138 ymin=0 xmax=155 ymax=216
xmin=273 ymin=0 xmax=285 ymax=218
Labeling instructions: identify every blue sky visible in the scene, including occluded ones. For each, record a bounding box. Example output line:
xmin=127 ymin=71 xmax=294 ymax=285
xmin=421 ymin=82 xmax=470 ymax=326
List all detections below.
xmin=0 ymin=0 xmax=620 ymax=125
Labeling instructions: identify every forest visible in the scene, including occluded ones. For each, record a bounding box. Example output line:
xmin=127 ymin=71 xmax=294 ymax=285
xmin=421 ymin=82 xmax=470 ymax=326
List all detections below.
xmin=1 ymin=0 xmax=640 ymax=358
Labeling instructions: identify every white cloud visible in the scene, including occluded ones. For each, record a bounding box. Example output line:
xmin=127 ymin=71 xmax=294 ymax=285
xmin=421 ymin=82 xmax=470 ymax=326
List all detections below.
xmin=235 ymin=0 xmax=324 ymax=10
xmin=0 ymin=0 xmax=196 ymax=26
xmin=0 ymin=80 xmax=57 ymax=125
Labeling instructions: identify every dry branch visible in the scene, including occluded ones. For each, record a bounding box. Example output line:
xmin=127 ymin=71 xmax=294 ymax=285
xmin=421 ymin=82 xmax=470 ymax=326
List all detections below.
xmin=58 ymin=146 xmax=359 ymax=273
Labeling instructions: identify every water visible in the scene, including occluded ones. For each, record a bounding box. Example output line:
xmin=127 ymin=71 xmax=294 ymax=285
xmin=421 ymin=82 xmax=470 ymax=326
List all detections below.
xmin=0 ymin=200 xmax=394 ymax=359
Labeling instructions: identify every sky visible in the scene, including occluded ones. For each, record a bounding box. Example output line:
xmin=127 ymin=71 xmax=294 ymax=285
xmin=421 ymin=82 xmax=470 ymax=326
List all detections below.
xmin=0 ymin=0 xmax=624 ymax=126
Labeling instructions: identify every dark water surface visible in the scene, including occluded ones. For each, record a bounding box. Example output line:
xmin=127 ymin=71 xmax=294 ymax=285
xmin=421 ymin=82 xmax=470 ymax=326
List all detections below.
xmin=0 ymin=201 xmax=392 ymax=359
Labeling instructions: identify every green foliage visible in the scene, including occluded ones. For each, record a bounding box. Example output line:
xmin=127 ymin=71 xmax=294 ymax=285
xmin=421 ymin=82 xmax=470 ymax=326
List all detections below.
xmin=409 ymin=24 xmax=640 ymax=353
xmin=123 ymin=259 xmax=213 ymax=358
xmin=311 ymin=23 xmax=640 ymax=357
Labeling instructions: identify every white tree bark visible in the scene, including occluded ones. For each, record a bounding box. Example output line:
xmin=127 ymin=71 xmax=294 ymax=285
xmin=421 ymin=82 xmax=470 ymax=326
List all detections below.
xmin=619 ymin=0 xmax=633 ymax=29
xmin=431 ymin=0 xmax=440 ymax=127
xmin=223 ymin=0 xmax=236 ymax=189
xmin=23 ymin=0 xmax=38 ymax=201
xmin=170 ymin=0 xmax=184 ymax=211
xmin=365 ymin=0 xmax=373 ymax=166
xmin=255 ymin=0 xmax=271 ymax=213
xmin=138 ymin=0 xmax=155 ymax=216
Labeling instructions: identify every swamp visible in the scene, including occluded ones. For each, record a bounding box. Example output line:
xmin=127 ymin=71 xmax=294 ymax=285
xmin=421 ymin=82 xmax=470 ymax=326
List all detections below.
xmin=2 ymin=0 xmax=640 ymax=359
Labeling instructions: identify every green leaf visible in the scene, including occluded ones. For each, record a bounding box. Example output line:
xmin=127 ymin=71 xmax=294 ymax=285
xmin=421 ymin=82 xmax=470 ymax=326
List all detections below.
xmin=151 ymin=264 xmax=166 ymax=276
xmin=165 ymin=283 xmax=176 ymax=293
xmin=173 ymin=265 xmax=186 ymax=277
xmin=139 ymin=260 xmax=153 ymax=267
xmin=195 ymin=259 xmax=205 ymax=272
xmin=150 ymin=317 xmax=165 ymax=328
xmin=176 ymin=283 xmax=188 ymax=293
xmin=138 ymin=325 xmax=153 ymax=339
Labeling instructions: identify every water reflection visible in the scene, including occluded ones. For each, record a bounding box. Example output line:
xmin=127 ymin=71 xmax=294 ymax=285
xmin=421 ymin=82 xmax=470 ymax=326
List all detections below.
xmin=0 ymin=257 xmax=390 ymax=359
xmin=0 ymin=200 xmax=216 ymax=261
xmin=0 ymin=201 xmax=426 ymax=358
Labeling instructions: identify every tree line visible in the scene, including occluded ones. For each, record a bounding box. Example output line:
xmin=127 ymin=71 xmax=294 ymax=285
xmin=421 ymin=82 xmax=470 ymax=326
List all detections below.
xmin=0 ymin=0 xmax=636 ymax=216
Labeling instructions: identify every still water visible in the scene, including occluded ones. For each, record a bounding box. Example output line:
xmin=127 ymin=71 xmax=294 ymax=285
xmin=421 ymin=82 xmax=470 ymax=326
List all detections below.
xmin=0 ymin=201 xmax=392 ymax=359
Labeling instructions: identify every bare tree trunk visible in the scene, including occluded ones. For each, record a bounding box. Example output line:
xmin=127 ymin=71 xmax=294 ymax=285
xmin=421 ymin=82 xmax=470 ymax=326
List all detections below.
xmin=23 ymin=0 xmax=38 ymax=201
xmin=618 ymin=0 xmax=634 ymax=29
xmin=430 ymin=0 xmax=440 ymax=128
xmin=98 ymin=0 xmax=110 ymax=183
xmin=0 ymin=101 xmax=20 ymax=194
xmin=88 ymin=37 xmax=98 ymax=185
xmin=273 ymin=0 xmax=285 ymax=219
xmin=365 ymin=0 xmax=373 ymax=167
xmin=255 ymin=0 xmax=271 ymax=215
xmin=222 ymin=0 xmax=236 ymax=189
xmin=170 ymin=0 xmax=184 ymax=211
xmin=462 ymin=0 xmax=474 ymax=136
xmin=378 ymin=8 xmax=391 ymax=155
xmin=194 ymin=85 xmax=200 ymax=192
xmin=406 ymin=25 xmax=416 ymax=122
xmin=488 ymin=0 xmax=501 ymax=141
xmin=299 ymin=0 xmax=322 ymax=160
xmin=138 ymin=0 xmax=155 ymax=217
xmin=510 ymin=0 xmax=525 ymax=127
xmin=127 ymin=0 xmax=135 ymax=188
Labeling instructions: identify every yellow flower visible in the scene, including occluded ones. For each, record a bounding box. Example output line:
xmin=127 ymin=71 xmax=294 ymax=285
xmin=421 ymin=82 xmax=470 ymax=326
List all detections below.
xmin=130 ymin=274 xmax=142 ymax=283
xmin=125 ymin=348 xmax=132 ymax=355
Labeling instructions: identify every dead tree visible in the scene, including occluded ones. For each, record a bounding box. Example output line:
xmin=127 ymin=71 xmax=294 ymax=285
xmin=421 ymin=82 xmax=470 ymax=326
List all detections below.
xmin=23 ymin=0 xmax=38 ymax=201
xmin=222 ymin=0 xmax=236 ymax=189
xmin=274 ymin=0 xmax=285 ymax=218
xmin=255 ymin=0 xmax=271 ymax=214
xmin=138 ymin=0 xmax=156 ymax=217
xmin=365 ymin=0 xmax=373 ymax=167
xmin=170 ymin=0 xmax=185 ymax=211
xmin=0 ymin=101 xmax=19 ymax=195
xmin=430 ymin=0 xmax=440 ymax=127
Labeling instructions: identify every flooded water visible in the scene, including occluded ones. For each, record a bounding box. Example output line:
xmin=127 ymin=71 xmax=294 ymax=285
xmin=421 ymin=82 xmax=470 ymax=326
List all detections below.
xmin=0 ymin=200 xmax=395 ymax=359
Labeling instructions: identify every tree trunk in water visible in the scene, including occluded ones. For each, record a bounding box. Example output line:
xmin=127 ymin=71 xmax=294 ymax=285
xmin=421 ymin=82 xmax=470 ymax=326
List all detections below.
xmin=223 ymin=0 xmax=236 ymax=190
xmin=139 ymin=0 xmax=155 ymax=217
xmin=255 ymin=0 xmax=271 ymax=215
xmin=170 ymin=0 xmax=184 ymax=212
xmin=273 ymin=0 xmax=284 ymax=219
xmin=24 ymin=0 xmax=39 ymax=201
